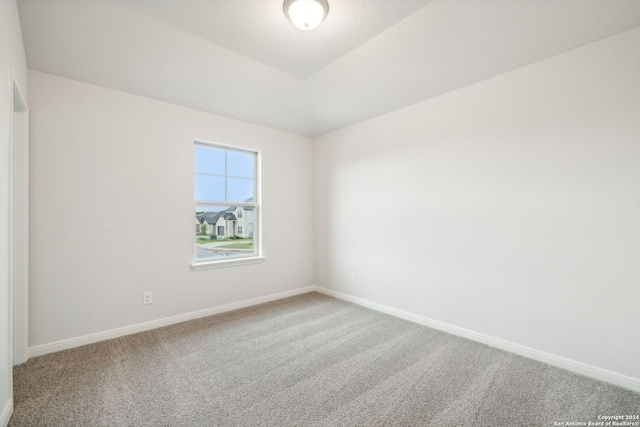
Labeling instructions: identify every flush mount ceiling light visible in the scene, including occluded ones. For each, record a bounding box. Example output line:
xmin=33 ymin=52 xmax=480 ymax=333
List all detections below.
xmin=284 ymin=0 xmax=329 ymax=31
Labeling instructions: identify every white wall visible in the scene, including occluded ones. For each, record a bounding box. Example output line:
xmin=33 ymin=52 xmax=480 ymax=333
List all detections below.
xmin=0 ymin=0 xmax=28 ymax=424
xmin=315 ymin=28 xmax=640 ymax=386
xmin=28 ymin=71 xmax=314 ymax=348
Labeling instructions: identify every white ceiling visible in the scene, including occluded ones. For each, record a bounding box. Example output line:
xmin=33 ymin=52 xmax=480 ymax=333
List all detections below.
xmin=17 ymin=0 xmax=640 ymax=137
xmin=108 ymin=0 xmax=431 ymax=78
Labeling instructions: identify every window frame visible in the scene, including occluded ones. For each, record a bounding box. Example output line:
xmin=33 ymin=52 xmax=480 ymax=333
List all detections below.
xmin=191 ymin=140 xmax=264 ymax=270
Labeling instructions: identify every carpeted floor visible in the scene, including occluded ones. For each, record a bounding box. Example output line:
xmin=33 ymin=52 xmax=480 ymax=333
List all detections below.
xmin=10 ymin=292 xmax=640 ymax=426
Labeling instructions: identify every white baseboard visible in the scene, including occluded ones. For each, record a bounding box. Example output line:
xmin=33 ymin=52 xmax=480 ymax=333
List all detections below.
xmin=0 ymin=399 xmax=12 ymax=427
xmin=315 ymin=286 xmax=640 ymax=394
xmin=29 ymin=286 xmax=316 ymax=358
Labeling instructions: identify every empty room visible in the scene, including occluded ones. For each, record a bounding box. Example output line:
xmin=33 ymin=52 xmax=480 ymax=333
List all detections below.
xmin=1 ymin=0 xmax=640 ymax=425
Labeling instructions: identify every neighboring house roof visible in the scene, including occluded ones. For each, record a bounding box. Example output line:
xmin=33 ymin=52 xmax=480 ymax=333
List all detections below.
xmin=197 ymin=210 xmax=238 ymax=225
xmin=199 ymin=212 xmax=222 ymax=225
xmin=196 ymin=200 xmax=254 ymax=222
xmin=223 ymin=212 xmax=237 ymax=220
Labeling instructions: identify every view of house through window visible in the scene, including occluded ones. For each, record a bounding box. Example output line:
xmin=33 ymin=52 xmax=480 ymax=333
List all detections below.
xmin=194 ymin=141 xmax=259 ymax=261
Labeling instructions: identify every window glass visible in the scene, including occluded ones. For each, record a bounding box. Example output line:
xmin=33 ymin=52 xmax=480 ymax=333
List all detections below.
xmin=194 ymin=146 xmax=224 ymax=175
xmin=194 ymin=175 xmax=225 ymax=201
xmin=227 ymin=177 xmax=254 ymax=202
xmin=227 ymin=150 xmax=254 ymax=178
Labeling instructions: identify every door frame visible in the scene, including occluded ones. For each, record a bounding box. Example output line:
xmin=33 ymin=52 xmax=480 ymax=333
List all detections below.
xmin=11 ymin=74 xmax=29 ymax=366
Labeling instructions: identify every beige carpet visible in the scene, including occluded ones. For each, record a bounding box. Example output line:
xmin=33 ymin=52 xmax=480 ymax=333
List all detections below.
xmin=10 ymin=292 xmax=640 ymax=426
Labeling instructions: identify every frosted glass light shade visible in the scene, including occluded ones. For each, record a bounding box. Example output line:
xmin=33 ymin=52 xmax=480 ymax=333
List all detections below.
xmin=284 ymin=0 xmax=328 ymax=31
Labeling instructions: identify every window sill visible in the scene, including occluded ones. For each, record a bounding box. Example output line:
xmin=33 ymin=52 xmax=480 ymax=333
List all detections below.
xmin=191 ymin=256 xmax=266 ymax=271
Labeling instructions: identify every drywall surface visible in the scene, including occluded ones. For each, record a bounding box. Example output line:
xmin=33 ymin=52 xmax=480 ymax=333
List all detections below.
xmin=28 ymin=71 xmax=314 ymax=348
xmin=315 ymin=28 xmax=640 ymax=382
xmin=0 ymin=0 xmax=28 ymax=423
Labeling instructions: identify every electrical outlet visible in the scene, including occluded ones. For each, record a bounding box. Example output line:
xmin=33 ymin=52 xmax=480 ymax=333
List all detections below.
xmin=350 ymin=273 xmax=357 ymax=284
xmin=143 ymin=291 xmax=152 ymax=305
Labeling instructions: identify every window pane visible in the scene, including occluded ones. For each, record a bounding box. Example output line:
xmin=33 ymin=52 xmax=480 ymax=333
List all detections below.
xmin=227 ymin=151 xmax=254 ymax=178
xmin=227 ymin=177 xmax=254 ymax=202
xmin=195 ymin=145 xmax=225 ymax=175
xmin=195 ymin=174 xmax=224 ymax=201
xmin=195 ymin=205 xmax=254 ymax=260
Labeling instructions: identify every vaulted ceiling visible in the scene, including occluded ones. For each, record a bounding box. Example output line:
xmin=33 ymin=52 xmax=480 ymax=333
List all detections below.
xmin=17 ymin=0 xmax=640 ymax=136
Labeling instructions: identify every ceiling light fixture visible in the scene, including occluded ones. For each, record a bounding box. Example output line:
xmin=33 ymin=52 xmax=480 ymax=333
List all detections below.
xmin=283 ymin=0 xmax=329 ymax=31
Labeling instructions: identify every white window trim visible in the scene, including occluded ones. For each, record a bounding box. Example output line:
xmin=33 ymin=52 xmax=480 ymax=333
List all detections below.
xmin=191 ymin=139 xmax=263 ymax=270
xmin=191 ymin=255 xmax=265 ymax=271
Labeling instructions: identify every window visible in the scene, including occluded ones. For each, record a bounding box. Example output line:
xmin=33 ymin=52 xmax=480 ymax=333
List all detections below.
xmin=193 ymin=141 xmax=262 ymax=269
